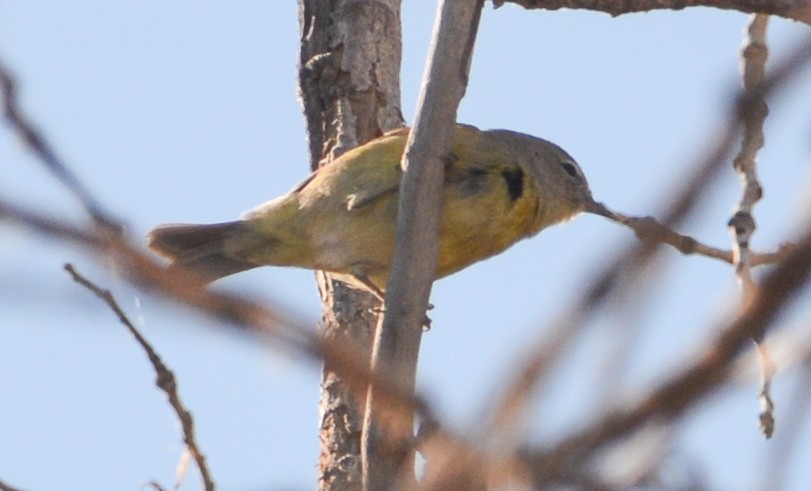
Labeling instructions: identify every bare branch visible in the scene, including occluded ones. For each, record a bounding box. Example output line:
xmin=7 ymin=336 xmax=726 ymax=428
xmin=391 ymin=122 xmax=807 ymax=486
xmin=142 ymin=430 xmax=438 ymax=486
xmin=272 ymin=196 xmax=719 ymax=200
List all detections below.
xmin=607 ymin=211 xmax=794 ymax=266
xmin=420 ymin=27 xmax=811 ymax=488
xmin=730 ymin=13 xmax=775 ymax=438
xmin=732 ymin=14 xmax=768 ymax=308
xmin=362 ymin=1 xmax=485 ymax=488
xmin=64 ymin=263 xmax=216 ymax=491
xmin=495 ymin=0 xmax=811 ymax=25
xmin=521 ymin=218 xmax=811 ymax=484
xmin=4 ymin=7 xmax=811 ymax=491
xmin=0 ymin=33 xmax=447 ymax=479
xmin=0 ymin=195 xmax=442 ymax=460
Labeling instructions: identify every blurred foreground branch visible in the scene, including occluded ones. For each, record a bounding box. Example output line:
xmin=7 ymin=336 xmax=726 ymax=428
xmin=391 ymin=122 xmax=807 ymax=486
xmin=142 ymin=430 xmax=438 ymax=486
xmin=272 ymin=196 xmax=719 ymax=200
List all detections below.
xmin=0 ymin=62 xmax=120 ymax=230
xmin=4 ymin=14 xmax=811 ymax=491
xmin=418 ymin=28 xmax=811 ymax=489
xmin=521 ymin=215 xmax=811 ymax=485
xmin=0 ymin=197 xmax=438 ymax=440
xmin=0 ymin=478 xmax=25 ymax=491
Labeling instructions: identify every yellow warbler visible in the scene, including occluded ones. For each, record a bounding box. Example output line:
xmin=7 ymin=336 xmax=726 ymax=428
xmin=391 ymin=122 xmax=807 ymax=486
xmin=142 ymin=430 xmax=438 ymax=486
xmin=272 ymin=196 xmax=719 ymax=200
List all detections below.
xmin=148 ymin=124 xmax=603 ymax=296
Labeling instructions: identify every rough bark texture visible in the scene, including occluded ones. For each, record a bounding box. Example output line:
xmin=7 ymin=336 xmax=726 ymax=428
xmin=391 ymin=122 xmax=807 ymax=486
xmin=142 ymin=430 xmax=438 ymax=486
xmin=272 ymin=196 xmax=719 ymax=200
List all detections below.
xmin=298 ymin=0 xmax=404 ymax=169
xmin=296 ymin=1 xmax=404 ymax=490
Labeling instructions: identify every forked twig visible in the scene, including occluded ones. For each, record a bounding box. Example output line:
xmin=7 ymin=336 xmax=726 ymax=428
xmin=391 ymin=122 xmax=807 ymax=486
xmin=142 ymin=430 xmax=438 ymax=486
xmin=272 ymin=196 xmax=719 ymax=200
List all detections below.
xmin=608 ymin=211 xmax=794 ymax=267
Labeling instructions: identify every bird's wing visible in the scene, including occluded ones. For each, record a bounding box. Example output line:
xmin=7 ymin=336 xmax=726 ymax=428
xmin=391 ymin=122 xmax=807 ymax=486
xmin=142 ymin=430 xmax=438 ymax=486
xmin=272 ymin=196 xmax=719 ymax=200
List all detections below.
xmin=334 ymin=127 xmax=410 ymax=211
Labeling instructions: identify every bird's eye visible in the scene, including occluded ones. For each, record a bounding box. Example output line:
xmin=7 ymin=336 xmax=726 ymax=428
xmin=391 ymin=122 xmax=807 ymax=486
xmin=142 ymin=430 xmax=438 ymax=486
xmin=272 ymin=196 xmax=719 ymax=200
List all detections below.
xmin=560 ymin=161 xmax=579 ymax=178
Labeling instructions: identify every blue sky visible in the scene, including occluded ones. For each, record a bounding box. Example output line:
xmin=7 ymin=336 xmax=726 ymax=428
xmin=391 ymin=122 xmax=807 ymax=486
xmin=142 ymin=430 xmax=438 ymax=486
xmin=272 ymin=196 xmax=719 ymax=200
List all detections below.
xmin=2 ymin=2 xmax=811 ymax=490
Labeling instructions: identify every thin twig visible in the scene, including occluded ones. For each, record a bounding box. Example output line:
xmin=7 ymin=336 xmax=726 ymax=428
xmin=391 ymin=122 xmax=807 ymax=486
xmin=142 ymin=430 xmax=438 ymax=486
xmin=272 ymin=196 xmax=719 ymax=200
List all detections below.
xmin=732 ymin=14 xmax=768 ymax=314
xmin=64 ymin=263 xmax=216 ymax=491
xmin=731 ymin=13 xmax=775 ymax=438
xmin=608 ymin=211 xmax=794 ymax=266
xmin=145 ymin=481 xmax=170 ymax=491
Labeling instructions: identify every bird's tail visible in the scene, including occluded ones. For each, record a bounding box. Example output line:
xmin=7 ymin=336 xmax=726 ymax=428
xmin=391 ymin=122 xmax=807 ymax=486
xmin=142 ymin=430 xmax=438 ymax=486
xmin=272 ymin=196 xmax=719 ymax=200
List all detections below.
xmin=147 ymin=221 xmax=256 ymax=283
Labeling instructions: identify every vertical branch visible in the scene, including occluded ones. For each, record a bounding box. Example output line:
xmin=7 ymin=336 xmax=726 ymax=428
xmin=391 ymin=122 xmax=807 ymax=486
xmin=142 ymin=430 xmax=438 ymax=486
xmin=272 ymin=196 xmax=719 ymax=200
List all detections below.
xmin=731 ymin=14 xmax=768 ymax=300
xmin=729 ymin=13 xmax=774 ymax=438
xmin=361 ymin=1 xmax=484 ymax=489
xmin=297 ymin=1 xmax=404 ymax=490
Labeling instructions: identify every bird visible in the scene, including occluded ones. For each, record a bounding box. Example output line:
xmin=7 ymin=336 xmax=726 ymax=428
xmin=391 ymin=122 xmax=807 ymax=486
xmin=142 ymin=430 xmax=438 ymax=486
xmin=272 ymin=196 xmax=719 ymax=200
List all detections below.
xmin=148 ymin=124 xmax=604 ymax=297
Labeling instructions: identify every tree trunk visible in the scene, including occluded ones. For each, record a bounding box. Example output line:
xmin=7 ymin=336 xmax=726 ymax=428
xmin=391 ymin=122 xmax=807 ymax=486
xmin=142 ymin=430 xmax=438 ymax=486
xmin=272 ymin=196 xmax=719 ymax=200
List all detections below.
xmin=296 ymin=1 xmax=404 ymax=489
